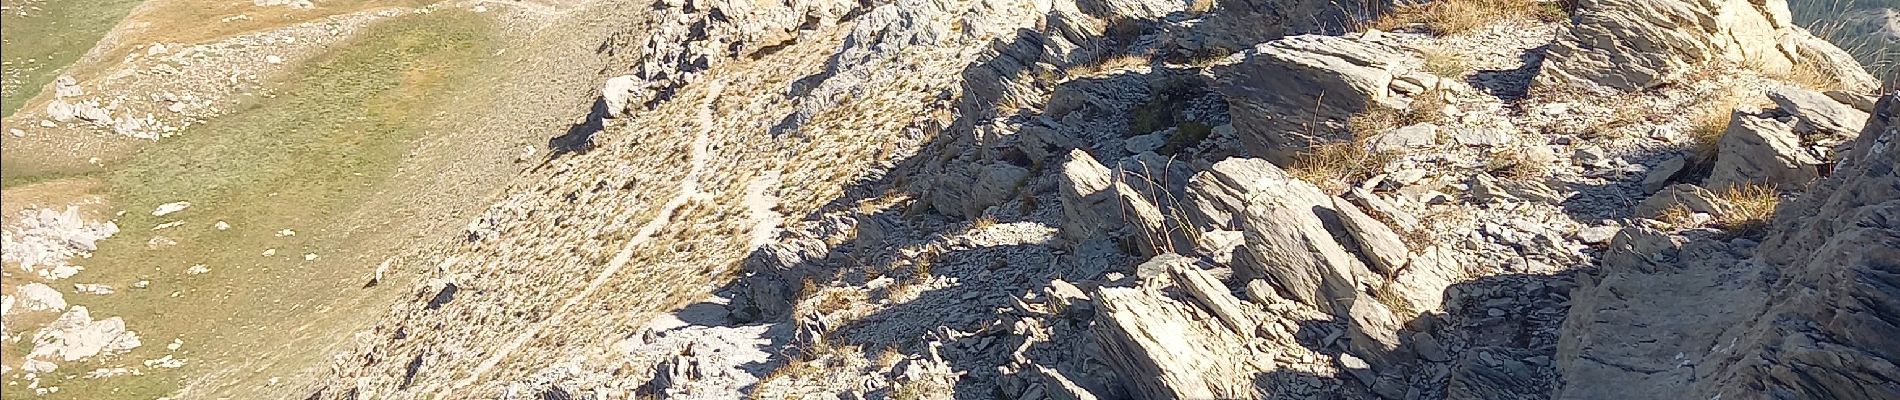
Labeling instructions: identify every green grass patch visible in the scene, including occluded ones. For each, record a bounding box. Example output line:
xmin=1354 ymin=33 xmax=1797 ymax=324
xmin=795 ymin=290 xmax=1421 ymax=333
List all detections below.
xmin=0 ymin=0 xmax=144 ymax=117
xmin=0 ymin=10 xmax=495 ymax=399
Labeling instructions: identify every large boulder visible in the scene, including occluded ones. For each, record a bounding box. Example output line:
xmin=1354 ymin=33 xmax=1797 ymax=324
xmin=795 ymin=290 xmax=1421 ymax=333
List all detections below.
xmin=1059 ymin=150 xmax=1122 ymax=243
xmin=1693 ymin=92 xmax=1900 ymax=400
xmin=1210 ymin=33 xmax=1434 ymax=164
xmin=1540 ymin=0 xmax=1878 ymax=92
xmin=1705 ymin=112 xmax=1823 ymax=189
xmin=1181 ymin=158 xmax=1331 ymax=232
xmin=1092 ymin=255 xmax=1266 ymax=400
xmin=1556 ymin=92 xmax=1900 ymax=399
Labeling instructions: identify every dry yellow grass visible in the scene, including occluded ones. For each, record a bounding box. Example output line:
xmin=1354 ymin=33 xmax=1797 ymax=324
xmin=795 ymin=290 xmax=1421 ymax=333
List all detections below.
xmin=1290 ymin=134 xmax=1394 ymax=194
xmin=1772 ymin=61 xmax=1849 ymax=92
xmin=1370 ymin=0 xmax=1570 ymax=35
xmin=1069 ymin=52 xmax=1153 ymax=78
xmin=1421 ymin=46 xmax=1473 ymax=78
xmin=1688 ymin=92 xmax=1744 ymax=163
xmin=1711 ymin=183 xmax=1780 ymax=238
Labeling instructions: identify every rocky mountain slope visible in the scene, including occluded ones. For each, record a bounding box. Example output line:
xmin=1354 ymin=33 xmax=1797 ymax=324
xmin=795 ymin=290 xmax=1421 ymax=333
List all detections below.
xmin=291 ymin=0 xmax=1896 ymax=398
xmin=2 ymin=0 xmax=1895 ymax=398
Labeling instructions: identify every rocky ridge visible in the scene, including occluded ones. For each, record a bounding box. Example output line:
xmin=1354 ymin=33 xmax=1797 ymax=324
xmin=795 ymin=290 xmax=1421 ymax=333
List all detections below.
xmin=284 ymin=0 xmax=1900 ymax=399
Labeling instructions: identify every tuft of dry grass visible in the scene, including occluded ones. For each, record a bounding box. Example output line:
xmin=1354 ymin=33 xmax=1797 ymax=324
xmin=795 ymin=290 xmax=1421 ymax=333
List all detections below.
xmin=1290 ymin=134 xmax=1394 ymax=194
xmin=1370 ymin=0 xmax=1571 ymax=36
xmin=970 ymin=215 xmax=998 ymax=230
xmin=1348 ymin=91 xmax=1445 ymax=139
xmin=1775 ymin=61 xmax=1849 ymax=92
xmin=1688 ymin=92 xmax=1743 ymax=164
xmin=1485 ymin=147 xmax=1549 ymax=178
xmin=1657 ymin=203 xmax=1702 ymax=229
xmin=1069 ymin=52 xmax=1154 ymax=78
xmin=1711 ymin=183 xmax=1780 ymax=238
xmin=1422 ymin=47 xmax=1474 ymax=78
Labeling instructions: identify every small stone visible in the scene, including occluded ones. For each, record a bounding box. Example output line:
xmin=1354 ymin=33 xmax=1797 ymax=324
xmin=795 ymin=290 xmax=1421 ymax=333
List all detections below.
xmin=276 ymin=229 xmax=295 ymax=237
xmin=151 ymin=202 xmax=192 ymax=217
xmin=303 ymin=253 xmax=318 ymax=261
xmin=265 ymin=55 xmax=283 ymax=64
xmin=132 ymin=280 xmax=150 ymax=289
xmin=214 ymin=221 xmax=230 ymax=230
xmin=1641 ymin=156 xmax=1687 ymax=193
xmin=1575 ymin=226 xmax=1620 ymax=244
xmin=1337 ymin=353 xmax=1376 ymax=385
xmin=1413 ymin=332 xmax=1451 ymax=362
xmin=185 ymin=265 xmax=210 ymax=275
xmin=8 ymin=129 xmax=24 ymax=137
xmin=1574 ymin=146 xmax=1609 ymax=167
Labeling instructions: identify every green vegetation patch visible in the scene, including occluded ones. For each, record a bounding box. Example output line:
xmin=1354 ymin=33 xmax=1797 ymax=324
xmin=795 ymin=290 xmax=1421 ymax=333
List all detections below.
xmin=1 ymin=10 xmax=495 ymax=399
xmin=0 ymin=0 xmax=144 ymax=117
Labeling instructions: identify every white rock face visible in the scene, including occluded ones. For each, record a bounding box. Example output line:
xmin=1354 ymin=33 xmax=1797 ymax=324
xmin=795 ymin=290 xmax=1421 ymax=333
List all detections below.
xmin=15 ymin=283 xmax=68 ymax=312
xmin=1540 ymin=0 xmax=1878 ymax=92
xmin=253 ymin=0 xmax=314 ymax=9
xmin=601 ymin=75 xmax=639 ymax=118
xmin=152 ymin=201 xmax=192 ymax=216
xmin=1 ymin=207 xmax=120 ymax=277
xmin=24 ymin=306 xmax=142 ymax=373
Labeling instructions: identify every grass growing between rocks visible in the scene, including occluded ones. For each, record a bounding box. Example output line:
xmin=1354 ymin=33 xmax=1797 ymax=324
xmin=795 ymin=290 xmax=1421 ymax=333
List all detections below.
xmin=1370 ymin=0 xmax=1571 ymax=36
xmin=1687 ymin=92 xmax=1744 ymax=164
xmin=1711 ymin=183 xmax=1780 ymax=239
xmin=0 ymin=10 xmax=495 ymax=399
xmin=0 ymin=0 xmax=143 ymax=117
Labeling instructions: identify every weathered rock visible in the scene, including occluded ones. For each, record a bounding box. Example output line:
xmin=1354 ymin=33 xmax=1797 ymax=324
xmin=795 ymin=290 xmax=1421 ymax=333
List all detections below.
xmin=1706 ymin=113 xmax=1821 ymax=189
xmin=1769 ymin=86 xmax=1870 ymax=139
xmin=1237 ymin=190 xmax=1370 ymax=314
xmin=1634 ymin=184 xmax=1735 ymax=219
xmin=1182 ymin=158 xmax=1330 ymax=232
xmin=1115 ymin=181 xmax=1181 ymax=256
xmin=601 ymin=75 xmax=640 ymax=118
xmin=1369 ymin=123 xmax=1438 ymax=153
xmin=1092 ymin=257 xmax=1262 ymax=399
xmin=1346 ymin=187 xmax=1418 ymax=230
xmin=1059 ymin=150 xmax=1118 ymax=240
xmin=1469 ymin=173 xmax=1565 ymax=204
xmin=1540 ymin=0 xmax=1878 ymax=92
xmin=1693 ymin=92 xmax=1900 ymax=400
xmin=24 ymin=306 xmax=142 ymax=373
xmin=1640 ymin=155 xmax=1687 ymax=193
xmin=1333 ymin=197 xmax=1409 ymax=275
xmin=729 ymin=237 xmax=830 ymax=321
xmin=930 ymin=162 xmax=1030 ymax=218
xmin=1161 ymin=254 xmax=1256 ymax=335
xmin=1212 ymin=33 xmax=1427 ymax=163
xmin=14 ymin=283 xmax=67 ymax=312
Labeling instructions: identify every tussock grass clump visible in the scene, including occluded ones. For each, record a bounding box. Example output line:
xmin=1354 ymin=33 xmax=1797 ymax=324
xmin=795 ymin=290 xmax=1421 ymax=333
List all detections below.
xmin=1687 ymin=92 xmax=1744 ymax=164
xmin=1290 ymin=134 xmax=1394 ymax=195
xmin=1772 ymin=61 xmax=1850 ymax=92
xmin=1348 ymin=92 xmax=1446 ymax=139
xmin=1422 ymin=47 xmax=1474 ymax=78
xmin=1712 ymin=183 xmax=1780 ymax=238
xmin=1069 ymin=52 xmax=1154 ymax=78
xmin=1371 ymin=0 xmax=1572 ymax=36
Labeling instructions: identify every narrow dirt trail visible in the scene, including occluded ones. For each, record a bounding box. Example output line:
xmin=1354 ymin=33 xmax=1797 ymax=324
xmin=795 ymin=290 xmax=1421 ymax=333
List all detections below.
xmin=436 ymin=81 xmax=725 ymax=399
